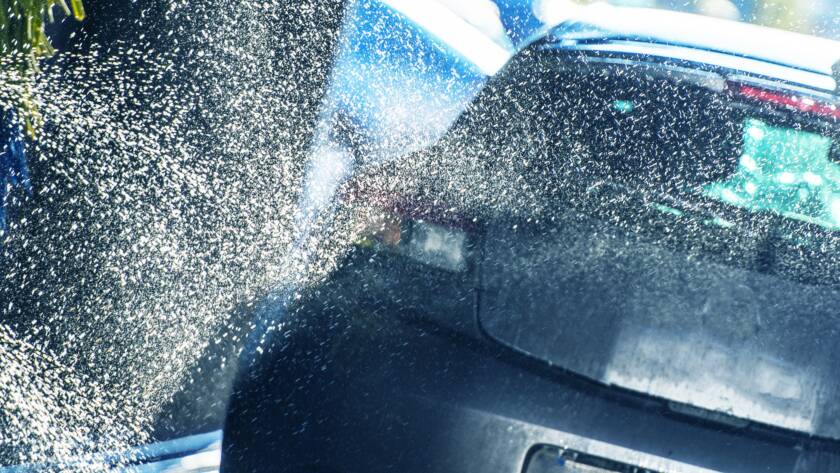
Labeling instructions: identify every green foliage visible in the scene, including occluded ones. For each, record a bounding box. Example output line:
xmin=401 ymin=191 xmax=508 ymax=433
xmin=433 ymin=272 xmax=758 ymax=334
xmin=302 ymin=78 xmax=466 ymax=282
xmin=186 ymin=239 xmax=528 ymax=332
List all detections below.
xmin=0 ymin=0 xmax=85 ymax=136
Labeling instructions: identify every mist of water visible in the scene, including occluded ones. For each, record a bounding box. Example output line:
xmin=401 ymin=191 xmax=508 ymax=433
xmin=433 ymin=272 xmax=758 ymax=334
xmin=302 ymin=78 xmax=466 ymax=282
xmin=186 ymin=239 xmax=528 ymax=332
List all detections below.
xmin=0 ymin=0 xmax=360 ymax=468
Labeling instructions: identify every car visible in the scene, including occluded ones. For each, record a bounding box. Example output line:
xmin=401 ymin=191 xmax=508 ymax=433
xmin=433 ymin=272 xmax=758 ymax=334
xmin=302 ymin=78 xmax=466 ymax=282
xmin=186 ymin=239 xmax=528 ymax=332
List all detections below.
xmin=221 ymin=6 xmax=840 ymax=472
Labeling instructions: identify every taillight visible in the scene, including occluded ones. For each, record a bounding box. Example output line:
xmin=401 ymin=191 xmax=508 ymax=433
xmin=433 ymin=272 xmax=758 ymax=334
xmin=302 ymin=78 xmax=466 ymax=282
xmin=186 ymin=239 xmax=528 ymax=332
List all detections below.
xmin=354 ymin=192 xmax=473 ymax=272
xmin=731 ymin=83 xmax=840 ymax=120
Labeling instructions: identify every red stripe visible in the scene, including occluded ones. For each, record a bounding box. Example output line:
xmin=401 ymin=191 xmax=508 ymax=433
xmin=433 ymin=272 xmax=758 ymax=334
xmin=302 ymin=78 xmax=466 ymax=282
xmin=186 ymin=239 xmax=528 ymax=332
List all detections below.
xmin=737 ymin=84 xmax=840 ymax=119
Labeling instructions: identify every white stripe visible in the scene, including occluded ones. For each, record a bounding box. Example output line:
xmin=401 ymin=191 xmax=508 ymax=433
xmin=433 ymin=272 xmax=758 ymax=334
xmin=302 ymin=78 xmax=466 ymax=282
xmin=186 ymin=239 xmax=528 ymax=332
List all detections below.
xmin=380 ymin=0 xmax=513 ymax=75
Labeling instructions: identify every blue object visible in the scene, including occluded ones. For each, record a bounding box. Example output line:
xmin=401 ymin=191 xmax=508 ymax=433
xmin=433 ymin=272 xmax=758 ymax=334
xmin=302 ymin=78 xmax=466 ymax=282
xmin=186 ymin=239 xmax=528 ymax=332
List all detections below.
xmin=0 ymin=110 xmax=32 ymax=235
xmin=494 ymin=0 xmax=544 ymax=46
xmin=0 ymin=430 xmax=222 ymax=472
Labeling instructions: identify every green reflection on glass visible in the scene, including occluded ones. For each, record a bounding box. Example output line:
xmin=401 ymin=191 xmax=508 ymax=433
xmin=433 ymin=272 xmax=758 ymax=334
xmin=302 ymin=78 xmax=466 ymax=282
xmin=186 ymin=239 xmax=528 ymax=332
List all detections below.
xmin=612 ymin=99 xmax=635 ymax=113
xmin=705 ymin=118 xmax=840 ymax=229
xmin=651 ymin=203 xmax=684 ymax=217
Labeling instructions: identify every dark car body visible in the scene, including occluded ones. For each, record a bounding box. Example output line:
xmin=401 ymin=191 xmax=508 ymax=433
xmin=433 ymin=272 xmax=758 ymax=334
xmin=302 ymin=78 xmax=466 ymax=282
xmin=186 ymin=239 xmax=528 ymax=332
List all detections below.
xmin=222 ymin=7 xmax=840 ymax=473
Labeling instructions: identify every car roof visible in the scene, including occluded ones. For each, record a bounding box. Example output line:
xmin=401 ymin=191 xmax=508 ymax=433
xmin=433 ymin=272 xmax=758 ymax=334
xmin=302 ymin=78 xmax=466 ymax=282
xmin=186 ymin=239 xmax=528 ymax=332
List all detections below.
xmin=542 ymin=5 xmax=840 ymax=90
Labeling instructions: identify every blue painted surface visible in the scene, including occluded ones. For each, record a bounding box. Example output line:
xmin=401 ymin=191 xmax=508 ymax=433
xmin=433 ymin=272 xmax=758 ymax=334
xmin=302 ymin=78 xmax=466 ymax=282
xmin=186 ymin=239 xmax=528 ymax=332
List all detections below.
xmin=0 ymin=430 xmax=222 ymax=472
xmin=323 ymin=0 xmax=490 ymax=160
xmin=495 ymin=0 xmax=544 ymax=46
xmin=0 ymin=111 xmax=31 ymax=237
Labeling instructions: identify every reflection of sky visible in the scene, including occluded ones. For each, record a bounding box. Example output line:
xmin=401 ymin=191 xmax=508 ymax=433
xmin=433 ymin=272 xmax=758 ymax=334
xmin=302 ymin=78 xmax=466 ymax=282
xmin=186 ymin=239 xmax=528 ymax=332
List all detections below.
xmin=495 ymin=0 xmax=547 ymax=45
xmin=319 ymin=0 xmax=543 ymax=162
xmin=325 ymin=0 xmax=485 ymax=159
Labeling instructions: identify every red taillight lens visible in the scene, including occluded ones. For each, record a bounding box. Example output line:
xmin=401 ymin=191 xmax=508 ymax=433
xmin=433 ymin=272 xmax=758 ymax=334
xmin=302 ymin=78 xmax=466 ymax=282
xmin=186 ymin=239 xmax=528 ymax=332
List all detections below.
xmin=352 ymin=190 xmax=473 ymax=272
xmin=733 ymin=83 xmax=840 ymax=120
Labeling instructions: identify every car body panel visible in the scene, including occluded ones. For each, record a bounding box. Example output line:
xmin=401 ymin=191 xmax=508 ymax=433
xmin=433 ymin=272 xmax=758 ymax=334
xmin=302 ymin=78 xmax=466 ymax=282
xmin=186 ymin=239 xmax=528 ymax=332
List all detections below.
xmin=222 ymin=248 xmax=840 ymax=472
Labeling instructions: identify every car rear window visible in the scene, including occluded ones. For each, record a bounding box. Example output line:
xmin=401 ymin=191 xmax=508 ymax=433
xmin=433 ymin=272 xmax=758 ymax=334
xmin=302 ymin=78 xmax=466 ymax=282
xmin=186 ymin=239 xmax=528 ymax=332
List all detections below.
xmin=475 ymin=62 xmax=840 ymax=439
